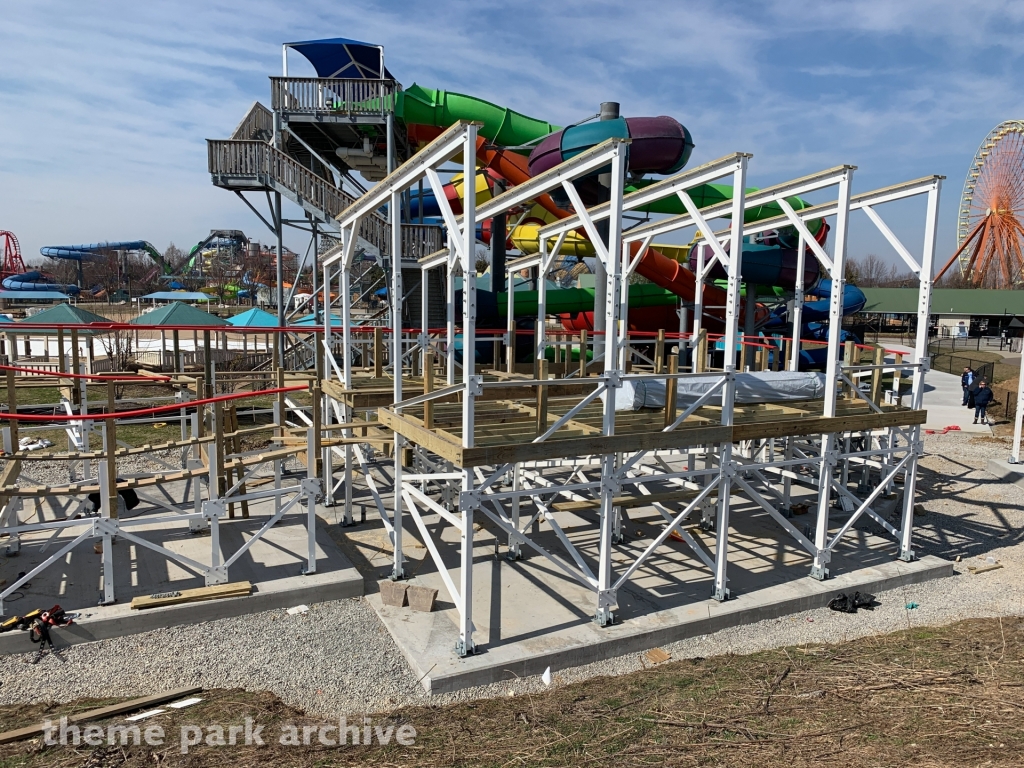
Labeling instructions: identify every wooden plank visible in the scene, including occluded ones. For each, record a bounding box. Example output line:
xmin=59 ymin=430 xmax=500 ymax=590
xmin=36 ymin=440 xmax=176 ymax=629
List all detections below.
xmin=377 ymin=408 xmax=464 ymax=464
xmin=731 ymin=409 xmax=927 ymax=442
xmin=0 ymin=686 xmax=203 ymax=745
xmin=131 ymin=581 xmax=252 ymax=610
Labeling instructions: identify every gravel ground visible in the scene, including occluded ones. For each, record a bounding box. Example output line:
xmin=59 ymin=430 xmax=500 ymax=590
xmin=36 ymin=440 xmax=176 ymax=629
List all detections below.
xmin=1 ymin=431 xmax=1021 ymax=717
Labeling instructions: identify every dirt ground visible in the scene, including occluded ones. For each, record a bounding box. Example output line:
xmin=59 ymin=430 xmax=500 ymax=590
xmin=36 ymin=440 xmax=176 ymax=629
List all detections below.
xmin=1 ymin=616 xmax=1022 ymax=767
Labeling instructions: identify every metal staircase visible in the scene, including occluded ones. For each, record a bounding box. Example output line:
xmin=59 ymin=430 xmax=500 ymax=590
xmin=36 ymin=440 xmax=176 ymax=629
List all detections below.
xmin=209 ymin=101 xmax=441 ymax=260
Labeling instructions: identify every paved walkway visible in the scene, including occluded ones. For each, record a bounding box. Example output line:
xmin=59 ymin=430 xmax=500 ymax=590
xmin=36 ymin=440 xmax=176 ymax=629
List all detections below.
xmin=886 ymin=343 xmax=992 ymax=434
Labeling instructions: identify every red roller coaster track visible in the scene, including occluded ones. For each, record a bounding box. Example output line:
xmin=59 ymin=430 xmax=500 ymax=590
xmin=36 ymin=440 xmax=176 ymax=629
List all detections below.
xmin=0 ymin=231 xmax=27 ymax=280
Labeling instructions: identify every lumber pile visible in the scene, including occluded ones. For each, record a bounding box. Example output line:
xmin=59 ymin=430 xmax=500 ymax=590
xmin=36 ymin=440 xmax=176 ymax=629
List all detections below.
xmin=130 ymin=581 xmax=252 ymax=610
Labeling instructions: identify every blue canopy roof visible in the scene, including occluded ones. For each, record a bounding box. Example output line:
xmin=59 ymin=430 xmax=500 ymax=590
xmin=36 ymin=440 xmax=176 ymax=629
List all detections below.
xmin=228 ymin=307 xmax=279 ymax=327
xmin=285 ymin=38 xmax=394 ymax=79
xmin=292 ymin=312 xmax=344 ymax=327
xmin=0 ymin=290 xmax=72 ymax=301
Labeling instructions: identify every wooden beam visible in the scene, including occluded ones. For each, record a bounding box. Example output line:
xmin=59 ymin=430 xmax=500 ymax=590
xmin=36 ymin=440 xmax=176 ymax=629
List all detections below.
xmin=131 ymin=581 xmax=252 ymax=610
xmin=0 ymin=687 xmax=204 ymax=745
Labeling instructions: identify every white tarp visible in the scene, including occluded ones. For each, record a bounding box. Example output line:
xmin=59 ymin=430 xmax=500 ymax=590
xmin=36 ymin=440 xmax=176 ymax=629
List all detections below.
xmin=603 ymin=371 xmax=827 ymax=411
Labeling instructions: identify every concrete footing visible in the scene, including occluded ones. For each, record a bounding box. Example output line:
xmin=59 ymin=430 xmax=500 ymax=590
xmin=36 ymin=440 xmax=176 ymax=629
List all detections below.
xmin=987 ymin=458 xmax=1024 ymax=488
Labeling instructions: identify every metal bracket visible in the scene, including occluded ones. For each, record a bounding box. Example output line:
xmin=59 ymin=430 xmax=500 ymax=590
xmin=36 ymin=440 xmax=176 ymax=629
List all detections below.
xmin=460 ymin=489 xmax=481 ymax=511
xmin=94 ymin=518 xmax=119 ymax=537
xmin=712 ymin=585 xmax=731 ymax=602
xmin=810 ymin=549 xmax=831 ymax=580
xmin=301 ymin=477 xmax=322 ymax=497
xmin=605 ymin=370 xmax=622 ymax=389
xmin=455 ymin=638 xmax=476 ymax=657
xmin=467 ymin=375 xmax=484 ymax=397
xmin=205 ymin=566 xmax=229 ymax=586
xmin=203 ymin=499 xmax=227 ymax=521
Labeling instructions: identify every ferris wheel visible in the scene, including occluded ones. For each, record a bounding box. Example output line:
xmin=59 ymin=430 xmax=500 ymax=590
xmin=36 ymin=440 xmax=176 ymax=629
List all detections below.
xmin=936 ymin=120 xmax=1024 ymax=287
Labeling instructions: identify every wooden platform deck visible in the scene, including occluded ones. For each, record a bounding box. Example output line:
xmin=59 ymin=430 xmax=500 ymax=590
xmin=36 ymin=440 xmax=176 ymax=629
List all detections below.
xmin=322 ymin=371 xmax=597 ymax=409
xmin=378 ymin=398 xmax=927 ymax=467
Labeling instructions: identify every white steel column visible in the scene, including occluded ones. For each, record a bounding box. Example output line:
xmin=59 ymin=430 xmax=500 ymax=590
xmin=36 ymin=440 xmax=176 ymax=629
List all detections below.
xmin=898 ymin=177 xmax=941 ymax=561
xmin=391 ymin=190 xmax=405 ymax=580
xmin=457 ymin=469 xmax=476 ymax=656
xmin=811 ymin=167 xmax=854 ymax=580
xmin=595 ymin=141 xmax=626 ymax=626
xmin=711 ymin=157 xmax=748 ymax=601
xmin=461 ymin=126 xmax=478 ymax=448
xmin=691 ymin=243 xmax=705 ymax=373
xmin=789 ymin=232 xmax=806 ymax=372
xmin=446 ymin=241 xmax=456 ymax=386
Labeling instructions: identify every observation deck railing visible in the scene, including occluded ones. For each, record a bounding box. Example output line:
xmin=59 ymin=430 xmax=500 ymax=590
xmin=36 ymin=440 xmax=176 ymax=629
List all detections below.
xmin=270 ymin=77 xmax=399 ymax=117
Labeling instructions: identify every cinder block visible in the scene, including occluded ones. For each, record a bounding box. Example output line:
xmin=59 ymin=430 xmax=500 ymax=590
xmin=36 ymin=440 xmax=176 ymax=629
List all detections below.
xmin=379 ymin=580 xmax=408 ymax=607
xmin=406 ymin=584 xmax=437 ymax=613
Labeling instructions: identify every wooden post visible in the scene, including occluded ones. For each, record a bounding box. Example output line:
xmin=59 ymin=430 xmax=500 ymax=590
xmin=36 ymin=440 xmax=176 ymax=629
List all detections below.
xmin=311 ymin=383 xmax=322 ymax=476
xmin=23 ymin=335 xmax=30 ymax=359
xmin=6 ymin=369 xmax=18 ymax=449
xmin=422 ymin=351 xmax=434 ymax=430
xmin=695 ymin=329 xmax=708 ymax=373
xmin=57 ymin=326 xmax=66 ymax=374
xmin=579 ymin=329 xmax=588 ymax=378
xmin=226 ymin=405 xmax=248 ymax=518
xmin=70 ymin=328 xmax=81 ymax=405
xmin=508 ymin=325 xmax=516 ymax=373
xmin=843 ymin=340 xmax=855 ymax=396
xmin=173 ymin=330 xmax=181 ymax=373
xmin=106 ymin=381 xmax=118 ymax=519
xmin=6 ymin=332 xmax=14 ymax=363
xmin=535 ymin=358 xmax=549 ymax=436
xmin=214 ymin=399 xmax=229 ymax=517
xmin=314 ymin=329 xmax=324 ymax=381
xmin=892 ymin=352 xmax=903 ymax=404
xmin=664 ymin=354 xmax=678 ymax=428
xmin=276 ymin=367 xmax=286 ymax=441
xmin=203 ymin=330 xmax=213 ymax=398
xmin=492 ymin=338 xmax=500 ymax=371
xmin=373 ymin=327 xmax=384 ymax=378
xmin=654 ymin=329 xmax=665 ymax=374
xmin=870 ymin=345 xmax=885 ymax=405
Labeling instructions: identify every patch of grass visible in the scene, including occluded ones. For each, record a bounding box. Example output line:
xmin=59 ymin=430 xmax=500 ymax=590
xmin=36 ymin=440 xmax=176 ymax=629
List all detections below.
xmin=2 ymin=618 xmax=1023 ymax=766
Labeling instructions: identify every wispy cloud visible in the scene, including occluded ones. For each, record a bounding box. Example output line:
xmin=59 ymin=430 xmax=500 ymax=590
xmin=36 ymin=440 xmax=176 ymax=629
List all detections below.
xmin=2 ymin=0 xmax=1024 ymax=262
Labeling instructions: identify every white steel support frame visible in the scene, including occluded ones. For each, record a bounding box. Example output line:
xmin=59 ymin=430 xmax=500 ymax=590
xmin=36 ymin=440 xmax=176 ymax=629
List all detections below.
xmin=323 ymin=131 xmax=942 ymax=659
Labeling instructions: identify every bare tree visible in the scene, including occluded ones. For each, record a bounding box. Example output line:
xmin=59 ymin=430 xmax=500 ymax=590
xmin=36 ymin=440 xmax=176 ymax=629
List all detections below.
xmin=846 ymin=254 xmax=917 ymax=287
xmin=98 ymin=330 xmax=135 ymax=396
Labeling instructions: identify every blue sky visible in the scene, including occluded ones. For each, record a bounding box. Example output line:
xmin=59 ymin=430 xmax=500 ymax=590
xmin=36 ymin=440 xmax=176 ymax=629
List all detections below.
xmin=3 ymin=0 xmax=1024 ymax=268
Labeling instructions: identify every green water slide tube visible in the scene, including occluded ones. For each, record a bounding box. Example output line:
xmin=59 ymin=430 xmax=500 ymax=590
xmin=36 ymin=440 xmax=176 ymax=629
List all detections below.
xmin=395 ymin=84 xmax=560 ymax=150
xmin=397 ymin=85 xmax=821 ymax=236
xmin=496 ymin=283 xmax=678 ymax=317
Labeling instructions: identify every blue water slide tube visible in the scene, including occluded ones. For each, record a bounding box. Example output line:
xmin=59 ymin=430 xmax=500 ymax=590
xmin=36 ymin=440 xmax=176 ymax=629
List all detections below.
xmin=2 ymin=271 xmax=80 ymax=295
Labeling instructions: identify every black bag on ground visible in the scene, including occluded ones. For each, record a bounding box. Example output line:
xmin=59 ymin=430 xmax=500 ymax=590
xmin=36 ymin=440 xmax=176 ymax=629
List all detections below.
xmin=827 ymin=591 xmax=878 ymax=613
xmin=87 ymin=482 xmax=140 ymax=514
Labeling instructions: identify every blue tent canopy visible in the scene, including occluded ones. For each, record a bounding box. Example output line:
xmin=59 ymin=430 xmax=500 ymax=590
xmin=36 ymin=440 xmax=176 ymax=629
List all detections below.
xmin=228 ymin=307 xmax=279 ymax=327
xmin=285 ymin=38 xmax=394 ymax=80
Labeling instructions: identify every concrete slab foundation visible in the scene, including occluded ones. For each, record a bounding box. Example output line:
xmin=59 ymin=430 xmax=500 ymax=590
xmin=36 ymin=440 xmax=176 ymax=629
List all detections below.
xmin=346 ymin=496 xmax=953 ymax=695
xmin=0 ymin=500 xmax=362 ymax=655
